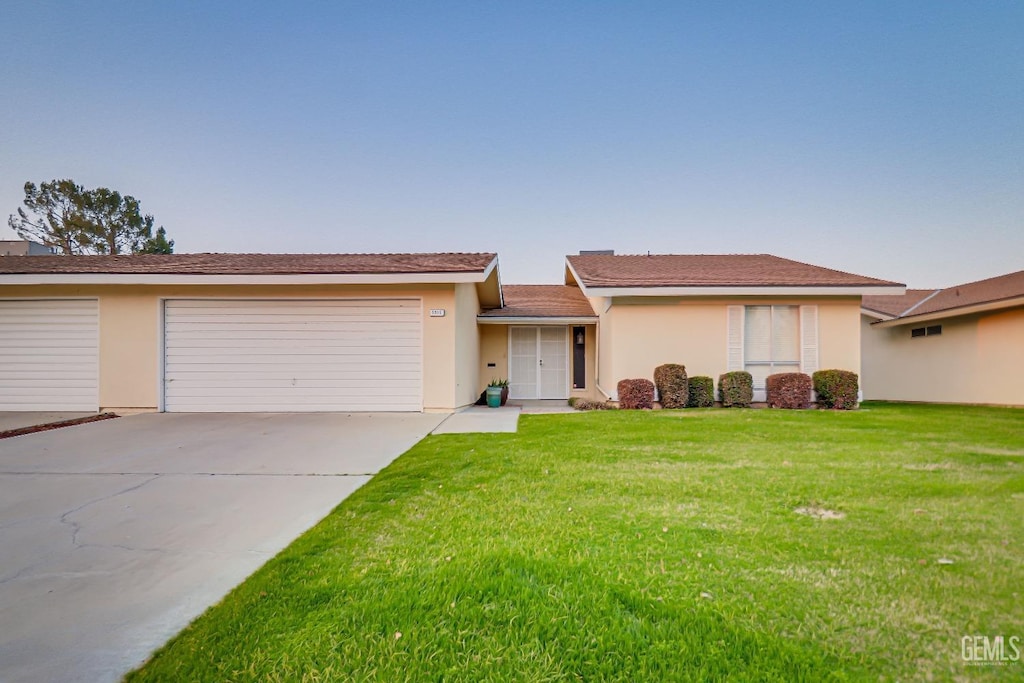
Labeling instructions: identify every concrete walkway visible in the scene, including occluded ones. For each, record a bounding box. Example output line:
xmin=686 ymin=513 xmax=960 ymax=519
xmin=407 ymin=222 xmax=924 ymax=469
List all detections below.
xmin=432 ymin=405 xmax=521 ymax=434
xmin=0 ymin=412 xmax=444 ymax=683
xmin=509 ymin=399 xmax=578 ymax=414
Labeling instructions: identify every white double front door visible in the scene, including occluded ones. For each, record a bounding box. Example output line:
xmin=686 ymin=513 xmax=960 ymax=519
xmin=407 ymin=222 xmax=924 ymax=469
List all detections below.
xmin=509 ymin=326 xmax=568 ymax=399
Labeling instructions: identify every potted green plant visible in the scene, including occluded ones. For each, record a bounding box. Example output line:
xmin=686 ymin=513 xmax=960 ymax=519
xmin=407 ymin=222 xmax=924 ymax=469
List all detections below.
xmin=486 ymin=378 xmax=510 ymax=408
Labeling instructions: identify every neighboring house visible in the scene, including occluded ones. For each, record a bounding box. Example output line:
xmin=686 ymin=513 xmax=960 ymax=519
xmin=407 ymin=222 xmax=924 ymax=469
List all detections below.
xmin=1 ymin=240 xmax=56 ymax=256
xmin=0 ymin=253 xmax=500 ymax=412
xmin=861 ymin=270 xmax=1024 ymax=406
xmin=0 ymin=250 xmax=902 ymax=413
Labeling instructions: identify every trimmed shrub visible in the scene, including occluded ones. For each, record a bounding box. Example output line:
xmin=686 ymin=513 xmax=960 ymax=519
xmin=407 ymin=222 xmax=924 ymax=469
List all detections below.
xmin=617 ymin=378 xmax=655 ymax=410
xmin=653 ymin=364 xmax=688 ymax=409
xmin=718 ymin=371 xmax=753 ymax=408
xmin=567 ymin=397 xmax=579 ymax=408
xmin=765 ymin=372 xmax=813 ymax=409
xmin=573 ymin=399 xmax=616 ymax=411
xmin=686 ymin=376 xmax=715 ymax=408
xmin=813 ymin=369 xmax=859 ymax=410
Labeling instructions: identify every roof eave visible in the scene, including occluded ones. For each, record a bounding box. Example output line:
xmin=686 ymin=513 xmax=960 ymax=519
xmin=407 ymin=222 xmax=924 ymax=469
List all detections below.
xmin=873 ymin=295 xmax=1024 ymax=328
xmin=860 ymin=307 xmax=896 ymax=321
xmin=477 ymin=315 xmax=598 ymax=325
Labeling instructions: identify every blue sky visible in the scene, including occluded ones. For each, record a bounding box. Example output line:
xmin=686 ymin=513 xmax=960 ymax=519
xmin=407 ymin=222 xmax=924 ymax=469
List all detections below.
xmin=1 ymin=1 xmax=1021 ymax=286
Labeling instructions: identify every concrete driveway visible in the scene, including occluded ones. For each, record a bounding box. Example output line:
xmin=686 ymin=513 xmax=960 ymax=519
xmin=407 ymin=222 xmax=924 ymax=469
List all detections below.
xmin=0 ymin=412 xmax=444 ymax=683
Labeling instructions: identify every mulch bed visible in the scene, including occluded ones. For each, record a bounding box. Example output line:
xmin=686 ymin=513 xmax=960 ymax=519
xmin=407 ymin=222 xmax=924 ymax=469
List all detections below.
xmin=0 ymin=413 xmax=120 ymax=440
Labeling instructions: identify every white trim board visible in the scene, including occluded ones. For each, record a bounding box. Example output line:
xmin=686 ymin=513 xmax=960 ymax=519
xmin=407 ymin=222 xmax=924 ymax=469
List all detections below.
xmin=580 ymin=285 xmax=906 ymax=297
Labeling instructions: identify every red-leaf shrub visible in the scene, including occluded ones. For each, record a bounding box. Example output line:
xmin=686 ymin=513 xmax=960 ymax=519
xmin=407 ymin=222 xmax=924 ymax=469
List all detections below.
xmin=718 ymin=371 xmax=753 ymax=408
xmin=813 ymin=370 xmax=859 ymax=409
xmin=653 ymin=364 xmax=688 ymax=409
xmin=617 ymin=378 xmax=655 ymax=410
xmin=687 ymin=376 xmax=715 ymax=408
xmin=765 ymin=372 xmax=813 ymax=409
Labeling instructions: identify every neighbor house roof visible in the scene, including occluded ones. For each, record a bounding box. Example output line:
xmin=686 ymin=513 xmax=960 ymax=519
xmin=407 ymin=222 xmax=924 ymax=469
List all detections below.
xmin=868 ymin=269 xmax=1024 ymax=326
xmin=0 ymin=252 xmax=496 ymax=275
xmin=862 ymin=289 xmax=939 ymax=318
xmin=478 ymin=285 xmax=596 ymax=322
xmin=566 ymin=254 xmax=904 ymax=295
xmin=0 ymin=252 xmax=501 ymax=287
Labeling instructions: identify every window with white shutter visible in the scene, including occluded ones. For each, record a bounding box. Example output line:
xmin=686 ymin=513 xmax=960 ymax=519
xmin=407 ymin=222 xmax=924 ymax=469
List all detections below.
xmin=743 ymin=305 xmax=800 ymax=390
xmin=799 ymin=305 xmax=819 ymax=375
xmin=726 ymin=305 xmax=744 ymax=371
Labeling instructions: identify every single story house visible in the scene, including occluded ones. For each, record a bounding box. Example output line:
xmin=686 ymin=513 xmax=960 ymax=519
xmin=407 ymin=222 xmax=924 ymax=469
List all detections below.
xmin=0 ymin=251 xmax=903 ymax=413
xmin=861 ymin=269 xmax=1024 ymax=406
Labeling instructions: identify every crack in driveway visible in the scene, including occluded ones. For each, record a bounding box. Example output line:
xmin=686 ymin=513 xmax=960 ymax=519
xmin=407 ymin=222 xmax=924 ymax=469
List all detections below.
xmin=58 ymin=475 xmax=161 ymax=550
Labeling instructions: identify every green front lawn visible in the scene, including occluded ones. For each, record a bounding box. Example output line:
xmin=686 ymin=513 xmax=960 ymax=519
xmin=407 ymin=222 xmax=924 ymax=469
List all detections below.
xmin=128 ymin=403 xmax=1024 ymax=682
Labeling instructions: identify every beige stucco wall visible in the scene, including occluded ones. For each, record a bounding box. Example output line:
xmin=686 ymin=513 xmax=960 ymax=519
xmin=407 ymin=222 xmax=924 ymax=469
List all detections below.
xmin=476 ymin=323 xmax=599 ymax=400
xmin=862 ymin=307 xmax=1024 ymax=406
xmin=452 ymin=283 xmax=481 ymax=408
xmin=599 ymin=297 xmax=862 ymax=399
xmin=0 ymin=283 xmax=469 ymax=412
xmin=817 ymin=300 xmax=862 ymax=374
xmin=478 ymin=325 xmax=508 ymax=391
xmin=603 ymin=299 xmax=727 ymax=393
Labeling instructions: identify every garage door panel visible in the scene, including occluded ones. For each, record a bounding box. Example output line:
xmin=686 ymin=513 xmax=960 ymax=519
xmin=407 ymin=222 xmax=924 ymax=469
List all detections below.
xmin=166 ymin=312 xmax=417 ymax=322
xmin=164 ymin=331 xmax=421 ymax=343
xmin=0 ymin=299 xmax=98 ymax=412
xmin=164 ymin=299 xmax=422 ymax=412
xmin=0 ymin=369 xmax=98 ymax=381
xmin=165 ymin=342 xmax=419 ymax=355
xmin=168 ymin=381 xmax=420 ymax=392
xmin=167 ymin=356 xmax=418 ymax=368
xmin=164 ymin=367 xmax=419 ymax=379
xmin=168 ymin=385 xmax=420 ymax=397
xmin=175 ymin=402 xmax=421 ymax=413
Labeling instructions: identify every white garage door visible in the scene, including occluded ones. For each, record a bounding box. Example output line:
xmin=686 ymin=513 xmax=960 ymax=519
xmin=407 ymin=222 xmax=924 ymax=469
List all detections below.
xmin=163 ymin=299 xmax=422 ymax=412
xmin=0 ymin=299 xmax=99 ymax=411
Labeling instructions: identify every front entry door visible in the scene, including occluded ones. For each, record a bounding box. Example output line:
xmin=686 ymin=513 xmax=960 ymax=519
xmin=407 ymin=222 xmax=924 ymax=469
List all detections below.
xmin=509 ymin=326 xmax=568 ymax=399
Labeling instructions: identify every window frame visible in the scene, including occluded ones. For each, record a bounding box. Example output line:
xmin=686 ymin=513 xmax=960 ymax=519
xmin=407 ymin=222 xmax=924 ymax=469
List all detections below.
xmin=743 ymin=304 xmax=800 ymax=388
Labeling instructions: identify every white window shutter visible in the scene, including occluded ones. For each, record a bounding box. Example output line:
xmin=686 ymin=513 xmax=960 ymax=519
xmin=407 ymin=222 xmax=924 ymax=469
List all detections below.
xmin=800 ymin=305 xmax=819 ymax=374
xmin=727 ymin=305 xmax=744 ymax=371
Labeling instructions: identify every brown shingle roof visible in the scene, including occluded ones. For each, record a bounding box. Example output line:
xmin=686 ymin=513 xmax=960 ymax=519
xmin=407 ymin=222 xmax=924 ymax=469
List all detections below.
xmin=862 ymin=289 xmax=939 ymax=317
xmin=905 ymin=270 xmax=1024 ymax=317
xmin=863 ymin=270 xmax=1024 ymax=321
xmin=480 ymin=285 xmax=596 ymax=318
xmin=566 ymin=254 xmax=902 ymax=288
xmin=0 ymin=252 xmax=496 ymax=275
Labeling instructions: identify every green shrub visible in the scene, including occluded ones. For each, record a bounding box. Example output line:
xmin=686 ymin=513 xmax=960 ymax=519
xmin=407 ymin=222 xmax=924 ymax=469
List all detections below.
xmin=617 ymin=379 xmax=655 ymax=410
xmin=718 ymin=371 xmax=753 ymax=408
xmin=567 ymin=397 xmax=579 ymax=408
xmin=813 ymin=370 xmax=859 ymax=410
xmin=765 ymin=372 xmax=813 ymax=409
xmin=573 ymin=399 xmax=616 ymax=411
xmin=686 ymin=376 xmax=715 ymax=408
xmin=653 ymin=364 xmax=688 ymax=409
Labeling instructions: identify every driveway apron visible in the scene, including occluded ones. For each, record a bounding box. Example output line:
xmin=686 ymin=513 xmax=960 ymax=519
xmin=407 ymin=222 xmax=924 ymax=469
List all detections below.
xmin=0 ymin=412 xmax=443 ymax=683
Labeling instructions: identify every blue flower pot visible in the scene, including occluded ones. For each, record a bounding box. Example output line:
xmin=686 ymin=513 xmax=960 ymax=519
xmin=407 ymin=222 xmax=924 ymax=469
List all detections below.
xmin=485 ymin=386 xmax=502 ymax=408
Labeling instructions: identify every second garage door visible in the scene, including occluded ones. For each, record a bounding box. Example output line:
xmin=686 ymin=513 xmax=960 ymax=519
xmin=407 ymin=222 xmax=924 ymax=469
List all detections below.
xmin=163 ymin=299 xmax=422 ymax=412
